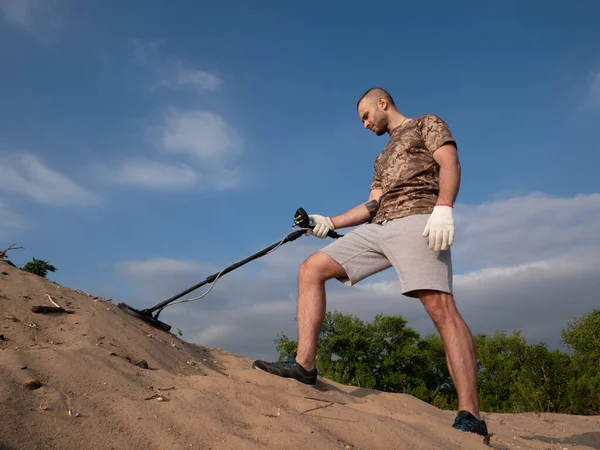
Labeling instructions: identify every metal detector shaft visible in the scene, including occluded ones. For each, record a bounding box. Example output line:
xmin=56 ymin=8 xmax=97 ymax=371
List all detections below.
xmin=119 ymin=207 xmax=343 ymax=332
xmin=142 ymin=228 xmax=308 ymax=316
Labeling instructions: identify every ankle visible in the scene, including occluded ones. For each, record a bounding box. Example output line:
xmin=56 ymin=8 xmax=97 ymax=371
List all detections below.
xmin=294 ymin=356 xmax=315 ymax=371
xmin=459 ymin=409 xmax=480 ymax=420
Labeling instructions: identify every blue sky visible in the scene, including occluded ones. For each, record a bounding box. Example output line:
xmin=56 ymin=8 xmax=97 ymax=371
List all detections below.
xmin=1 ymin=0 xmax=599 ymax=361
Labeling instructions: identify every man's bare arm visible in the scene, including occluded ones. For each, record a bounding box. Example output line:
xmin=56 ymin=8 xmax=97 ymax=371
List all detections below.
xmin=328 ymin=188 xmax=382 ymax=229
xmin=433 ymin=143 xmax=461 ymax=205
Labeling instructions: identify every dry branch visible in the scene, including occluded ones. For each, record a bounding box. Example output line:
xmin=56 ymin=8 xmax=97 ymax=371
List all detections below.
xmin=0 ymin=243 xmax=23 ymax=259
xmin=304 ymin=396 xmax=346 ymax=405
xmin=301 ymin=401 xmax=334 ymax=414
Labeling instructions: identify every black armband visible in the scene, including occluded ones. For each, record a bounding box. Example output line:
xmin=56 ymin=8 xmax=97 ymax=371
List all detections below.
xmin=364 ymin=199 xmax=379 ymax=221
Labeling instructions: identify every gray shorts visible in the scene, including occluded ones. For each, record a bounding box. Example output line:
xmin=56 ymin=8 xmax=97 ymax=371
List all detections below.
xmin=319 ymin=214 xmax=453 ymax=298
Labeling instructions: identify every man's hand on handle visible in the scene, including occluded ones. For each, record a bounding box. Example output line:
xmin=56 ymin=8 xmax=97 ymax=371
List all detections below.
xmin=422 ymin=205 xmax=454 ymax=251
xmin=306 ymin=214 xmax=336 ymax=239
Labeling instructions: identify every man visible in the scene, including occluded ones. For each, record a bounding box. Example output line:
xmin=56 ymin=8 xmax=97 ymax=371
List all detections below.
xmin=252 ymin=88 xmax=488 ymax=437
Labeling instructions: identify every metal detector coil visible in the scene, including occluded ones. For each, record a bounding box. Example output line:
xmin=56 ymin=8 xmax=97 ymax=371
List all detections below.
xmin=118 ymin=207 xmax=342 ymax=332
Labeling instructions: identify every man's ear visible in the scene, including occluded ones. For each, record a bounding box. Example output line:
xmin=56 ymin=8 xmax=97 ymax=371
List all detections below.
xmin=378 ymin=97 xmax=388 ymax=110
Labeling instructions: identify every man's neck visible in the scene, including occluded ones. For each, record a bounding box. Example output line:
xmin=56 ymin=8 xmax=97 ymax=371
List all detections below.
xmin=386 ymin=111 xmax=409 ymax=134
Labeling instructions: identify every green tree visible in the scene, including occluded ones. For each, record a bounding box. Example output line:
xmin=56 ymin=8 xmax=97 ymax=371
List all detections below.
xmin=274 ymin=310 xmax=450 ymax=402
xmin=561 ymin=308 xmax=600 ymax=365
xmin=560 ymin=308 xmax=600 ymax=414
xmin=420 ymin=332 xmax=456 ymax=409
xmin=274 ymin=332 xmax=298 ymax=358
xmin=22 ymin=257 xmax=57 ymax=278
xmin=473 ymin=330 xmax=527 ymax=412
xmin=511 ymin=343 xmax=572 ymax=413
xmin=368 ymin=313 xmax=432 ymax=397
xmin=564 ymin=371 xmax=600 ymax=415
xmin=272 ymin=307 xmax=600 ymax=416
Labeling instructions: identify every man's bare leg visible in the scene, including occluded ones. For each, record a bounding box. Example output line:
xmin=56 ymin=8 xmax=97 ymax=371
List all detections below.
xmin=418 ymin=290 xmax=480 ymax=419
xmin=294 ymin=251 xmax=347 ymax=371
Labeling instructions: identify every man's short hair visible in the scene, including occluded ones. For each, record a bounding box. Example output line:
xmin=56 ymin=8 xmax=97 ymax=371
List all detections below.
xmin=357 ymin=87 xmax=396 ymax=109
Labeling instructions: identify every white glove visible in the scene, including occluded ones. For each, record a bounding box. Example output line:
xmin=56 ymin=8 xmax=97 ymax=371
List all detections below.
xmin=422 ymin=205 xmax=454 ymax=251
xmin=307 ymin=214 xmax=335 ymax=239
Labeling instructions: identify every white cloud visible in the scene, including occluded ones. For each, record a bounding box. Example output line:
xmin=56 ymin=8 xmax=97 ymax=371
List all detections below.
xmin=452 ymin=250 xmax=599 ymax=348
xmin=96 ymin=110 xmax=245 ymax=192
xmin=0 ymin=0 xmax=62 ymax=33
xmin=589 ymin=70 xmax=600 ymax=106
xmin=453 ymin=192 xmax=600 ymax=268
xmin=0 ymin=0 xmax=39 ymax=30
xmin=159 ymin=109 xmax=242 ymax=161
xmin=131 ymin=39 xmax=165 ymax=66
xmin=145 ymin=109 xmax=245 ymax=190
xmin=120 ymin=40 xmax=243 ymax=192
xmin=0 ymin=152 xmax=98 ymax=206
xmin=115 ymin=257 xmax=224 ymax=306
xmin=110 ymin=159 xmax=199 ymax=189
xmin=99 ymin=112 xmax=244 ymax=193
xmin=117 ymin=257 xmax=206 ymax=281
xmin=194 ymin=323 xmax=237 ymax=343
xmin=114 ymin=191 xmax=600 ymax=361
xmin=131 ymin=39 xmax=222 ymax=94
xmin=159 ymin=61 xmax=222 ymax=93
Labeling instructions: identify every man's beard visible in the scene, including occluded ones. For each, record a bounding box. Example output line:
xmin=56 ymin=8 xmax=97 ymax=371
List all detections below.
xmin=373 ymin=113 xmax=388 ymax=135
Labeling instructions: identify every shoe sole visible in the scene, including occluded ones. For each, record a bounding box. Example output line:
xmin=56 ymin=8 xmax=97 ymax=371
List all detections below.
xmin=252 ymin=365 xmax=317 ymax=387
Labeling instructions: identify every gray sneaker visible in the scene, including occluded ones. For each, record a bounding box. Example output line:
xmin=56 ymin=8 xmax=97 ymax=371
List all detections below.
xmin=252 ymin=354 xmax=318 ymax=386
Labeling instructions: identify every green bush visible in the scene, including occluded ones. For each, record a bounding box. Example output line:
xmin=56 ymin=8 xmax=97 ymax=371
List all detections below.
xmin=22 ymin=258 xmax=57 ymax=278
xmin=273 ymin=308 xmax=600 ymax=415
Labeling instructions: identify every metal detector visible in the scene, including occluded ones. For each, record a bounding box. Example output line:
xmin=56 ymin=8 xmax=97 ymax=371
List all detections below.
xmin=118 ymin=207 xmax=342 ymax=333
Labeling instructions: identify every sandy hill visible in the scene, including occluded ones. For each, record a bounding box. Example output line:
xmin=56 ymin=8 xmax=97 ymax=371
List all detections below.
xmin=1 ymin=260 xmax=599 ymax=450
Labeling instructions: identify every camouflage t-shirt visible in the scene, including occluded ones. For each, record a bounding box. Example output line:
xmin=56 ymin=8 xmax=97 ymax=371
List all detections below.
xmin=370 ymin=113 xmax=456 ymax=224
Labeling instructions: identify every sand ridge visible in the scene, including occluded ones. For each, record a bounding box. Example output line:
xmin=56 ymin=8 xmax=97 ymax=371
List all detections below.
xmin=1 ymin=260 xmax=599 ymax=449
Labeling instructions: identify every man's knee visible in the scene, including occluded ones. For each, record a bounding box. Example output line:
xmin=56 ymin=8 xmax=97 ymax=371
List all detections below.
xmin=418 ymin=290 xmax=458 ymax=325
xmin=299 ymin=251 xmax=346 ymax=283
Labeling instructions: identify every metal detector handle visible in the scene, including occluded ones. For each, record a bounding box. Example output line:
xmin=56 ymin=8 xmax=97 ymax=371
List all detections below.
xmin=295 ymin=207 xmax=343 ymax=239
xmin=327 ymin=229 xmax=342 ymax=239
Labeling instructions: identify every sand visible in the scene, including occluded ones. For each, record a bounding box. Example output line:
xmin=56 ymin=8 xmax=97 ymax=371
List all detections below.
xmin=1 ymin=260 xmax=599 ymax=450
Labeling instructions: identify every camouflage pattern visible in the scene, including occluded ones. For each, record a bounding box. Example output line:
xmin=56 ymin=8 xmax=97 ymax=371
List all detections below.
xmin=370 ymin=114 xmax=456 ymax=224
